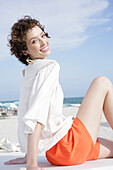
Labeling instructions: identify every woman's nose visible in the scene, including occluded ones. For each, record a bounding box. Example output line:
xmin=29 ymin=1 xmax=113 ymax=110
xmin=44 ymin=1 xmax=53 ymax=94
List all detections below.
xmin=39 ymin=37 xmax=46 ymax=46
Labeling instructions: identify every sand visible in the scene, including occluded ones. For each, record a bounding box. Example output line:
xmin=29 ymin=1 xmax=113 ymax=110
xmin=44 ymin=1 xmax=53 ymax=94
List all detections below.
xmin=0 ymin=106 xmax=113 ymax=169
xmin=0 ymin=106 xmax=113 ymax=144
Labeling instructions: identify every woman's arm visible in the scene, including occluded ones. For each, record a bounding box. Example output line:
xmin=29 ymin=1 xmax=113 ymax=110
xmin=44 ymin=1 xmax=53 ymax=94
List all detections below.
xmin=4 ymin=122 xmax=42 ymax=170
xmin=27 ymin=122 xmax=42 ymax=169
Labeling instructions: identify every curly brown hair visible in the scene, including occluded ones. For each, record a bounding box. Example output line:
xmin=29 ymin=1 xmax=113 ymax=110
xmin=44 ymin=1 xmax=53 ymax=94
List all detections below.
xmin=8 ymin=15 xmax=50 ymax=65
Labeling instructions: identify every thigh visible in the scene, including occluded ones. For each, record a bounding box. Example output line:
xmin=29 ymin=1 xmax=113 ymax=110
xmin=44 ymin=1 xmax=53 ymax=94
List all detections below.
xmin=76 ymin=77 xmax=107 ymax=144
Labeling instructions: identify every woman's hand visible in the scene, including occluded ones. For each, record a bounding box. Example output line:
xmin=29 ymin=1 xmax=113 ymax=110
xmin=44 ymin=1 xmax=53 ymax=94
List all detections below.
xmin=4 ymin=155 xmax=27 ymax=165
xmin=4 ymin=156 xmax=42 ymax=169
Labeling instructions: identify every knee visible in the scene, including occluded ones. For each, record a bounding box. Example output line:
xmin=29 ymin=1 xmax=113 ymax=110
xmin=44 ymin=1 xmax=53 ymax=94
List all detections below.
xmin=93 ymin=76 xmax=112 ymax=91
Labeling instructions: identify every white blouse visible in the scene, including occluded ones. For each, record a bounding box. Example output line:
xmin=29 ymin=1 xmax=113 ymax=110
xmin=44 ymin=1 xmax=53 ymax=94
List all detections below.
xmin=18 ymin=58 xmax=73 ymax=154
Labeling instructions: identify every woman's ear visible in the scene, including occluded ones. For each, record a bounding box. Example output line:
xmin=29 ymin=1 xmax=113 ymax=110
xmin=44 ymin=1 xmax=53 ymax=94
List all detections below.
xmin=22 ymin=50 xmax=28 ymax=56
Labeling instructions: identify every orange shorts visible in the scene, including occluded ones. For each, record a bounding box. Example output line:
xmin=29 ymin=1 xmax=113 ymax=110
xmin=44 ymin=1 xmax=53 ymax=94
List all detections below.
xmin=46 ymin=117 xmax=100 ymax=166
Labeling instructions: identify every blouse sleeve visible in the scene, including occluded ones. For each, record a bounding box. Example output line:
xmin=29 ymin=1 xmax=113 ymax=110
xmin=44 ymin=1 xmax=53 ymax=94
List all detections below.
xmin=22 ymin=61 xmax=60 ymax=134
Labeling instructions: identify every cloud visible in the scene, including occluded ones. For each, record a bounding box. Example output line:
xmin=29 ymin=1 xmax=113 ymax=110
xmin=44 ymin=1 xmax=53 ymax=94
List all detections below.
xmin=106 ymin=26 xmax=112 ymax=31
xmin=0 ymin=0 xmax=110 ymax=59
xmin=46 ymin=0 xmax=110 ymax=49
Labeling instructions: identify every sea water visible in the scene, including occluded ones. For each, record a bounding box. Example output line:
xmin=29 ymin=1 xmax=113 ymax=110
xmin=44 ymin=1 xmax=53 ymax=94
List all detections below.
xmin=63 ymin=97 xmax=83 ymax=107
xmin=0 ymin=97 xmax=83 ymax=108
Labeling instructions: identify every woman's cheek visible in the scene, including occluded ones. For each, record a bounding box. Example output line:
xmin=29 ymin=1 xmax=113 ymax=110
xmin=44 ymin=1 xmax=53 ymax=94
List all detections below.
xmin=32 ymin=45 xmax=39 ymax=50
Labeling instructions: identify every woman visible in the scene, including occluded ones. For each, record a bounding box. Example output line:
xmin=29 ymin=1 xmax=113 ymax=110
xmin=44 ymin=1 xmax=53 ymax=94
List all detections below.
xmin=4 ymin=16 xmax=113 ymax=170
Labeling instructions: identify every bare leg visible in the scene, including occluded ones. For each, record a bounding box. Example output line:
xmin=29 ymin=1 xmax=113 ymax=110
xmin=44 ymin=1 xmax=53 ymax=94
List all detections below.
xmin=98 ymin=138 xmax=113 ymax=158
xmin=76 ymin=76 xmax=113 ymax=158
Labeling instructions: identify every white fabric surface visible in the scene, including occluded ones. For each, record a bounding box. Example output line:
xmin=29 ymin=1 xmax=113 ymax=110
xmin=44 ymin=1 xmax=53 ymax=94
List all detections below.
xmin=1 ymin=152 xmax=113 ymax=170
xmin=18 ymin=59 xmax=73 ymax=154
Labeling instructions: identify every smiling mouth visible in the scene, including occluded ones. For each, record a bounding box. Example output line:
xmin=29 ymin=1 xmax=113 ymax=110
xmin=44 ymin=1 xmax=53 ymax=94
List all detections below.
xmin=40 ymin=45 xmax=49 ymax=52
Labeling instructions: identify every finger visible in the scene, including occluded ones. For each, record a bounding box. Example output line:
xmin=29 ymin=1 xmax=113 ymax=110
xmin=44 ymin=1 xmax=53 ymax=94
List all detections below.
xmin=4 ymin=160 xmax=13 ymax=165
xmin=4 ymin=159 xmax=17 ymax=165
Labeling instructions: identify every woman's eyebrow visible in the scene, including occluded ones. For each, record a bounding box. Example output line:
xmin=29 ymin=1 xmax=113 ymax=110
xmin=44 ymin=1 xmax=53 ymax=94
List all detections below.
xmin=29 ymin=31 xmax=44 ymax=43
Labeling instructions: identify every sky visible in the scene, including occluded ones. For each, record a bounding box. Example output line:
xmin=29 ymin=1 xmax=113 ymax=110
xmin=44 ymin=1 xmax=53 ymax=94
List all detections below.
xmin=0 ymin=0 xmax=113 ymax=101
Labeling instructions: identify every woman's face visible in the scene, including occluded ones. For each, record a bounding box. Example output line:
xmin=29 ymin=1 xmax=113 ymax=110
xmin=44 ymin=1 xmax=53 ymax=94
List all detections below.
xmin=24 ymin=26 xmax=51 ymax=60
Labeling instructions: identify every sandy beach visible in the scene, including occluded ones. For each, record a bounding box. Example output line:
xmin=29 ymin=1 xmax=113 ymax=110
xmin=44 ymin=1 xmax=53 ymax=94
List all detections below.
xmin=0 ymin=106 xmax=113 ymax=169
xmin=0 ymin=106 xmax=113 ymax=145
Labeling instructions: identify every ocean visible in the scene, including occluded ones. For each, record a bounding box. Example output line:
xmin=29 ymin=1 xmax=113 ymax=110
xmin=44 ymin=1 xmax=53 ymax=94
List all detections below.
xmin=63 ymin=97 xmax=83 ymax=107
xmin=0 ymin=97 xmax=83 ymax=108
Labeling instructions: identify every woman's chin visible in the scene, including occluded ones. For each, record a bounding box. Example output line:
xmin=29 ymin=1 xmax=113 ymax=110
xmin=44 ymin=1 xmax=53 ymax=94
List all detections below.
xmin=43 ymin=50 xmax=51 ymax=57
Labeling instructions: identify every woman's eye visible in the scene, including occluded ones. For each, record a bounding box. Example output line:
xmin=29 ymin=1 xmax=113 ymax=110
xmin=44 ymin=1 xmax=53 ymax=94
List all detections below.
xmin=42 ymin=33 xmax=46 ymax=38
xmin=32 ymin=40 xmax=37 ymax=44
